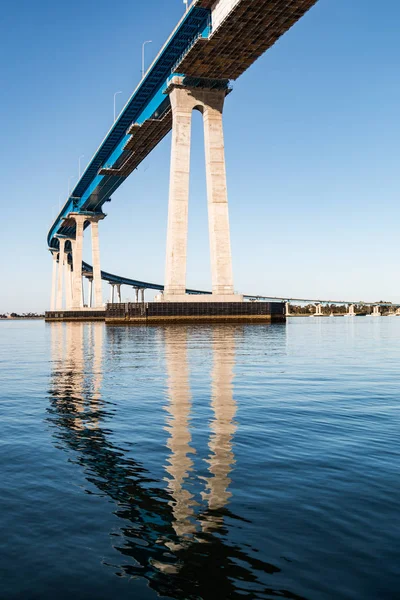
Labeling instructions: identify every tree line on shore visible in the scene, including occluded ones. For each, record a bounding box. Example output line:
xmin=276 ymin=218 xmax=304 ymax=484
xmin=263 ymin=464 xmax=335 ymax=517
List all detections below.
xmin=289 ymin=303 xmax=394 ymax=315
xmin=0 ymin=313 xmax=44 ymax=319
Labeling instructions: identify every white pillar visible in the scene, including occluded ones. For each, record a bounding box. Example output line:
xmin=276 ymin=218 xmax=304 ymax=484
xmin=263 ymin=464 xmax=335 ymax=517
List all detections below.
xmin=348 ymin=304 xmax=355 ymax=315
xmin=116 ymin=284 xmax=122 ymax=303
xmin=285 ymin=302 xmax=290 ymax=316
xmin=91 ymin=219 xmax=103 ymax=308
xmin=56 ymin=238 xmax=66 ymax=310
xmin=164 ymin=84 xmax=192 ymax=297
xmin=88 ymin=278 xmax=93 ymax=308
xmin=109 ymin=284 xmax=115 ymax=303
xmin=163 ymin=79 xmax=237 ymax=300
xmin=50 ymin=251 xmax=58 ymax=311
xmin=203 ymin=94 xmax=234 ymax=295
xmin=70 ymin=241 xmax=75 ymax=306
xmin=68 ymin=263 xmax=73 ymax=309
xmin=71 ymin=215 xmax=86 ymax=309
xmin=134 ymin=287 xmax=139 ymax=303
xmin=140 ymin=288 xmax=145 ymax=303
xmin=64 ymin=255 xmax=72 ymax=310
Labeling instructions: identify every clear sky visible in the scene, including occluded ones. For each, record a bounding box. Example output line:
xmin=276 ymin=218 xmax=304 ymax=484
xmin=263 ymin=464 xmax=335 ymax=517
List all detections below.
xmin=1 ymin=0 xmax=399 ymax=312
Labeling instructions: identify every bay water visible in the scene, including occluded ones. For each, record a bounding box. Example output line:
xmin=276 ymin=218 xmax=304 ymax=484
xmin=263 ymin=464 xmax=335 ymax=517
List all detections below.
xmin=0 ymin=318 xmax=399 ymax=599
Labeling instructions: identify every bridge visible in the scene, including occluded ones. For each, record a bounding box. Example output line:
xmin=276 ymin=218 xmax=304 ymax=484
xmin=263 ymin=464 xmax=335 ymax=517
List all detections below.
xmin=47 ymin=0 xmax=321 ymax=321
xmin=79 ymin=261 xmax=398 ymax=312
xmin=47 ymin=0 xmax=395 ymax=321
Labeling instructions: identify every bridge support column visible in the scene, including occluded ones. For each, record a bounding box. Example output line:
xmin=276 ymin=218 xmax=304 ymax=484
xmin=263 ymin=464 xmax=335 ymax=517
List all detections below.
xmin=71 ymin=214 xmax=86 ymax=309
xmin=140 ymin=288 xmax=145 ymax=303
xmin=203 ymin=94 xmax=234 ymax=296
xmin=64 ymin=255 xmax=73 ymax=310
xmin=372 ymin=305 xmax=381 ymax=316
xmin=56 ymin=238 xmax=66 ymax=310
xmin=86 ymin=276 xmax=93 ymax=308
xmin=348 ymin=304 xmax=355 ymax=316
xmin=164 ymin=82 xmax=192 ymax=297
xmin=315 ymin=303 xmax=323 ymax=316
xmin=285 ymin=302 xmax=290 ymax=317
xmin=50 ymin=250 xmax=58 ymax=311
xmin=116 ymin=284 xmax=122 ymax=303
xmin=134 ymin=287 xmax=139 ymax=303
xmin=90 ymin=217 xmax=104 ymax=308
xmin=163 ymin=77 xmax=240 ymax=302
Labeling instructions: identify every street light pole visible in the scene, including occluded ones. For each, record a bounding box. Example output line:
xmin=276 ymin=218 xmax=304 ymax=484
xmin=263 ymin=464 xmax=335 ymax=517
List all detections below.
xmin=68 ymin=176 xmax=75 ymax=196
xmin=114 ymin=91 xmax=122 ymax=122
xmin=142 ymin=40 xmax=152 ymax=79
xmin=78 ymin=155 xmax=85 ymax=178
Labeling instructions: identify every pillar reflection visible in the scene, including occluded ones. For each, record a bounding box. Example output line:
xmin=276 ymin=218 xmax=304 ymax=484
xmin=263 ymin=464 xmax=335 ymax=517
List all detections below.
xmin=163 ymin=327 xmax=197 ymax=544
xmin=50 ymin=322 xmax=103 ymax=432
xmin=201 ymin=326 xmax=237 ymax=532
xmin=161 ymin=325 xmax=238 ymax=545
xmin=48 ymin=323 xmax=297 ymax=600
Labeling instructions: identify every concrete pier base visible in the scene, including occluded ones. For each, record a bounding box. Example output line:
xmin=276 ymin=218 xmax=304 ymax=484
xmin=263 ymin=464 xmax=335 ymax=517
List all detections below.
xmin=45 ymin=308 xmax=106 ymax=322
xmin=46 ymin=301 xmax=285 ymax=324
xmin=106 ymin=301 xmax=285 ymax=325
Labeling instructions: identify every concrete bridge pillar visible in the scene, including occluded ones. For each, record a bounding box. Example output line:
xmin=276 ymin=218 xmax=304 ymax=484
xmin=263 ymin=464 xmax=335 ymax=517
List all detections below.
xmin=86 ymin=276 xmax=93 ymax=308
xmin=164 ymin=77 xmax=237 ymax=301
xmin=90 ymin=217 xmax=104 ymax=308
xmin=108 ymin=283 xmax=121 ymax=303
xmin=134 ymin=287 xmax=139 ymax=303
xmin=56 ymin=238 xmax=66 ymax=310
xmin=164 ymin=81 xmax=192 ymax=297
xmin=348 ymin=304 xmax=355 ymax=316
xmin=315 ymin=303 xmax=323 ymax=316
xmin=140 ymin=288 xmax=145 ymax=303
xmin=285 ymin=302 xmax=290 ymax=316
xmin=50 ymin=250 xmax=58 ymax=311
xmin=203 ymin=92 xmax=234 ymax=296
xmin=116 ymin=284 xmax=122 ymax=303
xmin=70 ymin=214 xmax=86 ymax=309
xmin=372 ymin=305 xmax=381 ymax=316
xmin=64 ymin=255 xmax=73 ymax=310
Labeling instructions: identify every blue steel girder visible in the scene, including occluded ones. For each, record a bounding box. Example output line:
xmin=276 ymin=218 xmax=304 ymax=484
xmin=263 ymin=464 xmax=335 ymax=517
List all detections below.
xmin=47 ymin=4 xmax=211 ymax=249
xmin=48 ymin=0 xmax=321 ymax=251
xmin=82 ymin=262 xmax=210 ymax=295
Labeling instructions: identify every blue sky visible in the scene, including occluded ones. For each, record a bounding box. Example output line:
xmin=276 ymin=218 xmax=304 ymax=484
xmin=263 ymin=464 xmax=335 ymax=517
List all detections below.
xmin=1 ymin=0 xmax=399 ymax=312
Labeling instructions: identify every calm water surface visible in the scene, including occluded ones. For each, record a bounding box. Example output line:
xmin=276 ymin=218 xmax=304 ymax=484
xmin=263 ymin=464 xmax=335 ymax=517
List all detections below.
xmin=0 ymin=318 xmax=399 ymax=599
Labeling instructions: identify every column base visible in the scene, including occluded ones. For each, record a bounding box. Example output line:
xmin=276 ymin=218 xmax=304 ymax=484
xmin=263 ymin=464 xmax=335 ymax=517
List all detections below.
xmin=157 ymin=293 xmax=244 ymax=303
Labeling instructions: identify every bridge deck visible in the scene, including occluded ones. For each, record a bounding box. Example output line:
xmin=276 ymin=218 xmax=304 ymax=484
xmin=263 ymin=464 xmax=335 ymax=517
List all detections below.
xmin=179 ymin=0 xmax=318 ymax=80
xmin=48 ymin=0 xmax=319 ymax=250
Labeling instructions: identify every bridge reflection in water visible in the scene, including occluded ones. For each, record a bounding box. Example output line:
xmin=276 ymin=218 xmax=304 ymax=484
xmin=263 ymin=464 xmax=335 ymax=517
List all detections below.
xmin=48 ymin=323 xmax=303 ymax=599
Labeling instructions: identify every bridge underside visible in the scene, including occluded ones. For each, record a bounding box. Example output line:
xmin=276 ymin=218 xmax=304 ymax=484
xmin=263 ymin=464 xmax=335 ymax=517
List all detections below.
xmin=48 ymin=0 xmax=319 ymax=249
xmin=47 ymin=0 xmax=320 ymax=315
xmin=180 ymin=0 xmax=318 ymax=80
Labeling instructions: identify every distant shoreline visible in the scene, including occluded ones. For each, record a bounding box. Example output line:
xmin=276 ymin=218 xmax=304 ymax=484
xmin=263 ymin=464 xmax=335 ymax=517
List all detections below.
xmin=0 ymin=317 xmax=44 ymax=321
